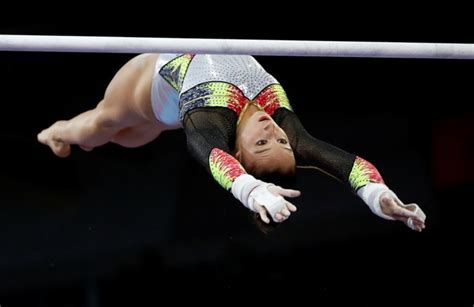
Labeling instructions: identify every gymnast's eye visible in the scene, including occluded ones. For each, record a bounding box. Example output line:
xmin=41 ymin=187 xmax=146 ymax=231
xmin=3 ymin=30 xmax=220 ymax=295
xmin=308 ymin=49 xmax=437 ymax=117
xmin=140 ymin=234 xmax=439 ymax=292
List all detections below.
xmin=256 ymin=139 xmax=267 ymax=146
xmin=277 ymin=139 xmax=288 ymax=144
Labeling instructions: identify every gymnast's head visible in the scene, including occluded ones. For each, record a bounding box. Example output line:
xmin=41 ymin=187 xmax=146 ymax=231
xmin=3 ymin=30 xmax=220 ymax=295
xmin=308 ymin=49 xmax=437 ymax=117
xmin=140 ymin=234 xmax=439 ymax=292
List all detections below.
xmin=234 ymin=103 xmax=296 ymax=178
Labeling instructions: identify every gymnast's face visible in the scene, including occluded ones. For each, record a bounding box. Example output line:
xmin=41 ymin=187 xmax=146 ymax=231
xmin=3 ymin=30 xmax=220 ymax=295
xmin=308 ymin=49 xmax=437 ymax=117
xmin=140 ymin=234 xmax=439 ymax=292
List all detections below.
xmin=235 ymin=111 xmax=296 ymax=176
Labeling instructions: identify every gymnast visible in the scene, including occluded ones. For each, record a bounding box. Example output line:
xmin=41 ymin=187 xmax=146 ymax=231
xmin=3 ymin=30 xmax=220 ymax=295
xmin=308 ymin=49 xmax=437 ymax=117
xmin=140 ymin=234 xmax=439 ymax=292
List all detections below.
xmin=37 ymin=53 xmax=426 ymax=231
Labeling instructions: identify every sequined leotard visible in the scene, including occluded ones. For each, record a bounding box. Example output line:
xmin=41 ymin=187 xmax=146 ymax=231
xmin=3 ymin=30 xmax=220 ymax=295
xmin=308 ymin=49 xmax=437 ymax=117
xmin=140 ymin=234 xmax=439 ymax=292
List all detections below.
xmin=150 ymin=54 xmax=385 ymax=197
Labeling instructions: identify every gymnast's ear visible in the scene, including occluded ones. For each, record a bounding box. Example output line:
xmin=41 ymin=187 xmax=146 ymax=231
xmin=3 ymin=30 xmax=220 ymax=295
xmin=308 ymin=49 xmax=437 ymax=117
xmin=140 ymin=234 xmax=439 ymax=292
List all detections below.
xmin=234 ymin=149 xmax=242 ymax=162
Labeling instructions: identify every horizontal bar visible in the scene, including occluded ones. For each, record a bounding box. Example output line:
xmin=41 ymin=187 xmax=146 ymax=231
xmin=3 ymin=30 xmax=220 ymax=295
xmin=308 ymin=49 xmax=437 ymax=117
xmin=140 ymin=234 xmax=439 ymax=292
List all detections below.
xmin=1 ymin=35 xmax=474 ymax=59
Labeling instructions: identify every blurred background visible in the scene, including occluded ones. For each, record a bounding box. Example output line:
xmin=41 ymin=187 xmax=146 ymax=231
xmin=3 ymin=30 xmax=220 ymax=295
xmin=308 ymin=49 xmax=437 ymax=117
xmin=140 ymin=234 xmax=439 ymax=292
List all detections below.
xmin=0 ymin=17 xmax=472 ymax=306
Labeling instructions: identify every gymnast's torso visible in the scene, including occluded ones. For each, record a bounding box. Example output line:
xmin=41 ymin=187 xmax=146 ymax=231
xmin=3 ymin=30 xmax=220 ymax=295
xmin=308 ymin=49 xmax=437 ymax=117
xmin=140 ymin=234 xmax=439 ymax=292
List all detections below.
xmin=150 ymin=54 xmax=293 ymax=128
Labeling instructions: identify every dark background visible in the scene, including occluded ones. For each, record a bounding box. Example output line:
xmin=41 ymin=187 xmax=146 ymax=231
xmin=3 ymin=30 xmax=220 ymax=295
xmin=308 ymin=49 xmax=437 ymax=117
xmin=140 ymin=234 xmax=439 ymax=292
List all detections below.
xmin=0 ymin=15 xmax=473 ymax=307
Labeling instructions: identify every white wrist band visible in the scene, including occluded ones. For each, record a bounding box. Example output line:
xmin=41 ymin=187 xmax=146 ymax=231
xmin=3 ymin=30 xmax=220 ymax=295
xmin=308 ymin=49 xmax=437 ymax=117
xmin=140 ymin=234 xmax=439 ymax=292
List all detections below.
xmin=231 ymin=174 xmax=262 ymax=212
xmin=231 ymin=174 xmax=287 ymax=222
xmin=357 ymin=183 xmax=396 ymax=220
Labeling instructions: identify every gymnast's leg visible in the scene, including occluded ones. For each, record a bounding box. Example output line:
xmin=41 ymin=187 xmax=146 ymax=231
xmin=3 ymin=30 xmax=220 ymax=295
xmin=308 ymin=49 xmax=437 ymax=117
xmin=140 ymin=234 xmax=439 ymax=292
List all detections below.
xmin=38 ymin=54 xmax=162 ymax=157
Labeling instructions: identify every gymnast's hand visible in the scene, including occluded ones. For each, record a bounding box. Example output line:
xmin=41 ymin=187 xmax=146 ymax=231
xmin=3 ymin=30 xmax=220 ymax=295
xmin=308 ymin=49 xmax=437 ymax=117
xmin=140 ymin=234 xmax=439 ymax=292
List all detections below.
xmin=379 ymin=191 xmax=426 ymax=232
xmin=253 ymin=186 xmax=300 ymax=224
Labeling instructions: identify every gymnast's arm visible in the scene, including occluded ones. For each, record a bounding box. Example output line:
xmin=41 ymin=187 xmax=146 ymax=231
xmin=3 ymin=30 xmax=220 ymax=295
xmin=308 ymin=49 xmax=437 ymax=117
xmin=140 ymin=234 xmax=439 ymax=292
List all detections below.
xmin=182 ymin=108 xmax=299 ymax=223
xmin=272 ymin=108 xmax=426 ymax=231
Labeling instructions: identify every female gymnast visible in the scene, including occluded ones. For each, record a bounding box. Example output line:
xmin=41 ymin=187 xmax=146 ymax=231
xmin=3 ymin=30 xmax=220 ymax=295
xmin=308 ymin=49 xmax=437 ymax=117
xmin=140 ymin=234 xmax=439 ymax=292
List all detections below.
xmin=37 ymin=53 xmax=426 ymax=231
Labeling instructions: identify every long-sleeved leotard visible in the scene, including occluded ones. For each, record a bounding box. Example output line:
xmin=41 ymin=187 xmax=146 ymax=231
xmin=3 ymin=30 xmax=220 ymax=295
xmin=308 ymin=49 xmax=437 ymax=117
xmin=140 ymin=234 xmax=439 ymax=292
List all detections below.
xmin=271 ymin=108 xmax=385 ymax=192
xmin=154 ymin=53 xmax=385 ymax=205
xmin=183 ymin=107 xmax=245 ymax=191
xmin=151 ymin=54 xmax=425 ymax=226
xmin=184 ymin=107 xmax=384 ymax=196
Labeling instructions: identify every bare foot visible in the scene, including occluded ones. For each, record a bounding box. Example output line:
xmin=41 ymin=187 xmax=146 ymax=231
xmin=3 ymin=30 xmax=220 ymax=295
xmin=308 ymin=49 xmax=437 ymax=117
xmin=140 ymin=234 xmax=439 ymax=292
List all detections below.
xmin=37 ymin=127 xmax=71 ymax=158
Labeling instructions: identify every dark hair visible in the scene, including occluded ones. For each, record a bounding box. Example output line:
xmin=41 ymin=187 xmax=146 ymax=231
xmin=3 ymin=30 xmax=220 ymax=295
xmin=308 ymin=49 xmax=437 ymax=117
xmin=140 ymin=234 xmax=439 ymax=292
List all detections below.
xmin=251 ymin=212 xmax=280 ymax=235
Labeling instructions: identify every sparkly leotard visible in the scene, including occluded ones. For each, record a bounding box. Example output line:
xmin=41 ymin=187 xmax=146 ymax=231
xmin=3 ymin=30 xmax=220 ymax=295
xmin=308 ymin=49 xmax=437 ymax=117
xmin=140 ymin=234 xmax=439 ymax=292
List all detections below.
xmin=150 ymin=54 xmax=292 ymax=127
xmin=151 ymin=54 xmax=384 ymax=199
